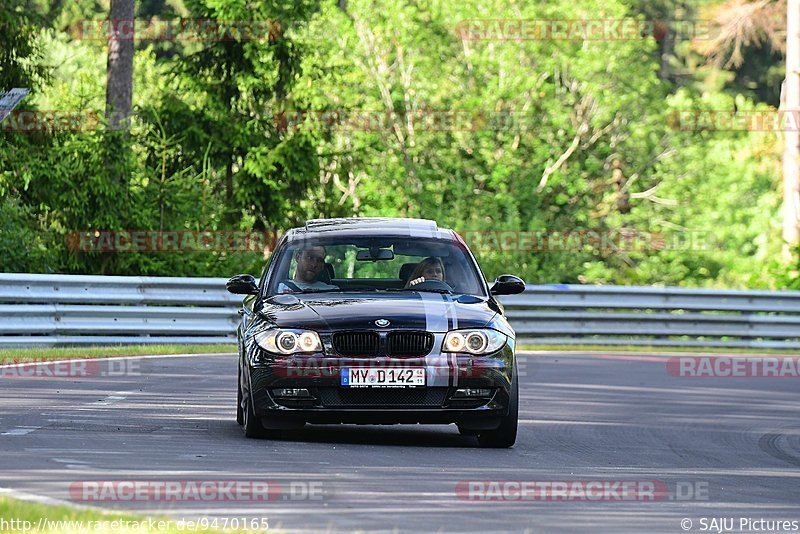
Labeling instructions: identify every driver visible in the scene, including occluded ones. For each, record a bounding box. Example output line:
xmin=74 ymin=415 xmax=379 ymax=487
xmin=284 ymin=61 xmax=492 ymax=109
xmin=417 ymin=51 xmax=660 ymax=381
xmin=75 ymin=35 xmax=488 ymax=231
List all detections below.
xmin=405 ymin=256 xmax=447 ymax=288
xmin=278 ymin=246 xmax=338 ymax=292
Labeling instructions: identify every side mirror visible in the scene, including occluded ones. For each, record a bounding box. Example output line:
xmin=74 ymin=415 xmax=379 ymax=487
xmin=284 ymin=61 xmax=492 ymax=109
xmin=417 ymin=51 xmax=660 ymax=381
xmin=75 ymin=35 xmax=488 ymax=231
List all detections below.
xmin=226 ymin=274 xmax=259 ymax=295
xmin=490 ymin=274 xmax=526 ymax=296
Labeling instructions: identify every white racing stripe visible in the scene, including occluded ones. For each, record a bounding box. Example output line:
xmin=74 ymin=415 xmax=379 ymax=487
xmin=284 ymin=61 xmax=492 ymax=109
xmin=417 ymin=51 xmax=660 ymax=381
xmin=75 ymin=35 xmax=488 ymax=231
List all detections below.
xmin=420 ymin=293 xmax=461 ymax=387
xmin=419 ymin=292 xmax=449 ymax=333
xmin=403 ymin=219 xmax=461 ymax=385
xmin=403 ymin=219 xmax=438 ymax=239
xmin=443 ymin=294 xmax=460 ymax=387
xmin=442 ymin=293 xmax=459 ymax=331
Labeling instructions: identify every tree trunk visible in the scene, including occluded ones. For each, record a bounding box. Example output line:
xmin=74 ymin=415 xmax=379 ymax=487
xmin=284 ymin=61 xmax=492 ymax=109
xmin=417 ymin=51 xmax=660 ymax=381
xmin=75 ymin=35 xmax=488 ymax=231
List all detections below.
xmin=105 ymin=0 xmax=134 ymax=130
xmin=657 ymin=20 xmax=674 ymax=81
xmin=783 ymin=0 xmax=800 ymax=256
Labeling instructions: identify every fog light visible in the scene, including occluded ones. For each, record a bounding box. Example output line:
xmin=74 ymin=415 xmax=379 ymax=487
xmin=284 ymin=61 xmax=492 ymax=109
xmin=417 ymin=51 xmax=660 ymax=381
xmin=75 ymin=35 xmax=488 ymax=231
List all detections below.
xmin=453 ymin=388 xmax=492 ymax=398
xmin=272 ymin=388 xmax=310 ymax=398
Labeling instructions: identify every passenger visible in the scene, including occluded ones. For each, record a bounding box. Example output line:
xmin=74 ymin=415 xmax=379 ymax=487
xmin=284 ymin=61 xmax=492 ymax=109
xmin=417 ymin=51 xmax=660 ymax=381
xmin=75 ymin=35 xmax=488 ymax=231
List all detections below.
xmin=405 ymin=257 xmax=446 ymax=288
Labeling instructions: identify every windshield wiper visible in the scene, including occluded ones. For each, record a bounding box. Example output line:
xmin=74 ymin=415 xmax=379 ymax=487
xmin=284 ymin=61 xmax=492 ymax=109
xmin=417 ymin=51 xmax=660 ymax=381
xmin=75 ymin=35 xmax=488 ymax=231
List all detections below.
xmin=389 ymin=287 xmax=453 ymax=294
xmin=296 ymin=287 xmax=383 ymax=294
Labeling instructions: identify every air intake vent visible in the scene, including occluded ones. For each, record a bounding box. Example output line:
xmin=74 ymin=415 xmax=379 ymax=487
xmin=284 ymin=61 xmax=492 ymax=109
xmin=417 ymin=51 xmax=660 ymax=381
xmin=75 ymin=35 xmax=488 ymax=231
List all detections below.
xmin=387 ymin=331 xmax=434 ymax=357
xmin=318 ymin=387 xmax=447 ymax=407
xmin=332 ymin=331 xmax=379 ymax=356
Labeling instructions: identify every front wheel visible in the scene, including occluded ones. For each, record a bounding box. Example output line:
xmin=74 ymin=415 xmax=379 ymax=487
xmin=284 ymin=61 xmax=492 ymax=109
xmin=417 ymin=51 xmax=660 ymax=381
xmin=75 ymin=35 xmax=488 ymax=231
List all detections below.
xmin=236 ymin=365 xmax=244 ymax=425
xmin=477 ymin=371 xmax=518 ymax=448
xmin=242 ymin=386 xmax=277 ymax=439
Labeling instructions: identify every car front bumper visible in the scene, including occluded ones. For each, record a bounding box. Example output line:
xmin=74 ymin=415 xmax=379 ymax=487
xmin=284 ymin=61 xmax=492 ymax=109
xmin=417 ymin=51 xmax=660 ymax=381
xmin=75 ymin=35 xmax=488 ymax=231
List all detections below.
xmin=244 ymin=342 xmax=515 ymax=427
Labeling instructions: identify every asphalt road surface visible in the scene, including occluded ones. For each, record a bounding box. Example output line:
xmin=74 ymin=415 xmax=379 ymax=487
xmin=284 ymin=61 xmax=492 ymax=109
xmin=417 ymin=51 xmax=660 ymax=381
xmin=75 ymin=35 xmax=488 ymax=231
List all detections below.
xmin=1 ymin=351 xmax=798 ymax=533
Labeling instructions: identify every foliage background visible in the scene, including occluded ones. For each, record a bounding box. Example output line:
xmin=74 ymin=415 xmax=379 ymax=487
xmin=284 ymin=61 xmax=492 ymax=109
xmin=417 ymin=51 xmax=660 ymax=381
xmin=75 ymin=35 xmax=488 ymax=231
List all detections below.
xmin=1 ymin=0 xmax=796 ymax=288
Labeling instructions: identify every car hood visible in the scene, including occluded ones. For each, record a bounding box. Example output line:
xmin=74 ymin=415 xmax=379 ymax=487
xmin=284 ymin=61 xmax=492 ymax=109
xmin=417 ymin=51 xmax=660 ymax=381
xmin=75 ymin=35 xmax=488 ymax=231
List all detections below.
xmin=258 ymin=292 xmax=497 ymax=332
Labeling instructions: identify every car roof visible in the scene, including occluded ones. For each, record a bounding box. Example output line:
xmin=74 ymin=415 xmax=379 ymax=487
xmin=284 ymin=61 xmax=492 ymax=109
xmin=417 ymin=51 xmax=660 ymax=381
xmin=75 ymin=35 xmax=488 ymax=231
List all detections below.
xmin=285 ymin=218 xmax=456 ymax=241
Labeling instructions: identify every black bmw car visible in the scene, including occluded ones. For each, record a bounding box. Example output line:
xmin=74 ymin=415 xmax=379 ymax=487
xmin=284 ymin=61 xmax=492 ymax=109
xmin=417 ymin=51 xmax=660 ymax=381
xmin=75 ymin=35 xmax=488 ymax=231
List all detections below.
xmin=226 ymin=218 xmax=525 ymax=447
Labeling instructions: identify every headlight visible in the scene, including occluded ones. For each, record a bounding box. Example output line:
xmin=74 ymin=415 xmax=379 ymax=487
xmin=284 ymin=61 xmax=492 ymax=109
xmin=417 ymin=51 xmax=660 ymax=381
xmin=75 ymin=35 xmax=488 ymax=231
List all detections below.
xmin=442 ymin=329 xmax=506 ymax=354
xmin=254 ymin=329 xmax=322 ymax=354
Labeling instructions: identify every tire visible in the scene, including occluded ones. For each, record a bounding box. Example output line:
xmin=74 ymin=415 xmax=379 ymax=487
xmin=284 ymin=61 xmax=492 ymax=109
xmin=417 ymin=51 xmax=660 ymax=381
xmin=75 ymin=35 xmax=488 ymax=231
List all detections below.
xmin=477 ymin=371 xmax=518 ymax=448
xmin=236 ymin=365 xmax=244 ymax=426
xmin=242 ymin=386 xmax=272 ymax=439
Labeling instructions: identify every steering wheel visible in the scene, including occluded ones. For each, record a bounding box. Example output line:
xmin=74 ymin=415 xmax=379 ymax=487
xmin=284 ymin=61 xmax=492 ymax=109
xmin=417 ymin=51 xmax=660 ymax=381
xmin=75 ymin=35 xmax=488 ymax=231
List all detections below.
xmin=281 ymin=280 xmax=302 ymax=292
xmin=407 ymin=279 xmax=454 ymax=292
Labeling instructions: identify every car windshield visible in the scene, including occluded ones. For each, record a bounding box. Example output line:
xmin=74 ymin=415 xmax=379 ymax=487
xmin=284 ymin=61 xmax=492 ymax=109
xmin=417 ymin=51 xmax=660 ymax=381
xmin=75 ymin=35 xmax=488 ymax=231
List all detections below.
xmin=266 ymin=236 xmax=486 ymax=297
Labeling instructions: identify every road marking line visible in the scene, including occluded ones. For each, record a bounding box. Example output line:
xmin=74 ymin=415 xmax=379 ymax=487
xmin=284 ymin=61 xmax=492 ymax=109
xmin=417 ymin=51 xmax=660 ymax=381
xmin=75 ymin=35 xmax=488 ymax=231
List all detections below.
xmin=1 ymin=426 xmax=42 ymax=436
xmin=96 ymin=391 xmax=132 ymax=405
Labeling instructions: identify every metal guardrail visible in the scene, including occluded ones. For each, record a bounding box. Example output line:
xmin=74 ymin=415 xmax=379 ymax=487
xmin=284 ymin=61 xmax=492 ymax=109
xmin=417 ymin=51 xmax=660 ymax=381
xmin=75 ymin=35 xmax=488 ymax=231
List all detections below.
xmin=0 ymin=88 xmax=30 ymax=124
xmin=0 ymin=273 xmax=241 ymax=346
xmin=1 ymin=273 xmax=799 ymax=348
xmin=503 ymin=285 xmax=800 ymax=349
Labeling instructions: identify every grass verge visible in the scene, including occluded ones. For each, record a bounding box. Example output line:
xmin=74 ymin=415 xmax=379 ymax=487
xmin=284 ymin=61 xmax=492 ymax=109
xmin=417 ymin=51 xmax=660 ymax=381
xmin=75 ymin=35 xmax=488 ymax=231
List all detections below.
xmin=0 ymin=495 xmax=246 ymax=532
xmin=0 ymin=344 xmax=236 ymax=363
xmin=1 ymin=343 xmax=795 ymax=362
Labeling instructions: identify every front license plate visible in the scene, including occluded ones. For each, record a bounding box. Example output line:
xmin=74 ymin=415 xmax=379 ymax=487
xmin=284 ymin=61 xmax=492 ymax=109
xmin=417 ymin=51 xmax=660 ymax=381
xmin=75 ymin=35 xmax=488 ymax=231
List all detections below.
xmin=341 ymin=368 xmax=425 ymax=388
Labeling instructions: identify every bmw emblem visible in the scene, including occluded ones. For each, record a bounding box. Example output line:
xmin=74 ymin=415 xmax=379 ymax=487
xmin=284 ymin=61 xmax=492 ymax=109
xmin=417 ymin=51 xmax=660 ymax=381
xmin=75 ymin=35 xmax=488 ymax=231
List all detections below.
xmin=375 ymin=319 xmax=391 ymax=327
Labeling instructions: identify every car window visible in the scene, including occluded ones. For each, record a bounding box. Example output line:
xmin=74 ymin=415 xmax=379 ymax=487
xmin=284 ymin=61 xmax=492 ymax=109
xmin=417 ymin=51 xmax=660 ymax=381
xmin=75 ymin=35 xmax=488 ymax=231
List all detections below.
xmin=266 ymin=237 xmax=485 ymax=296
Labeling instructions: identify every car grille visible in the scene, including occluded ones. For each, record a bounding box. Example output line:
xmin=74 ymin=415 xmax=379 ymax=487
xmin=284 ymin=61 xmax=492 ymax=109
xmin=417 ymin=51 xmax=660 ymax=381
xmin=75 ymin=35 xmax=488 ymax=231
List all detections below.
xmin=332 ymin=332 xmax=379 ymax=356
xmin=318 ymin=387 xmax=447 ymax=407
xmin=387 ymin=331 xmax=433 ymax=357
xmin=332 ymin=331 xmax=434 ymax=357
